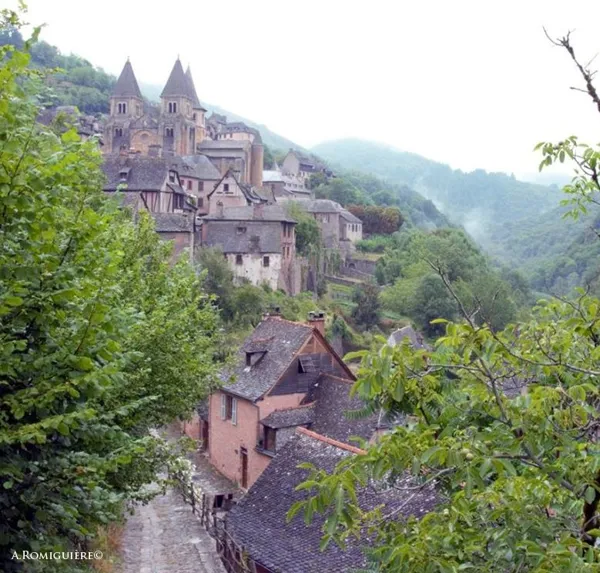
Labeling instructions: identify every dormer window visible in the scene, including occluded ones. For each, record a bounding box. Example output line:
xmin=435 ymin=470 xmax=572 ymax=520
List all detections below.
xmin=168 ymin=101 xmax=177 ymax=114
xmin=118 ymin=167 xmax=130 ymax=182
xmin=168 ymin=171 xmax=176 ymax=183
xmin=117 ymin=102 xmax=127 ymax=114
xmin=245 ymin=351 xmax=266 ymax=367
xmin=236 ymin=226 xmax=247 ymax=235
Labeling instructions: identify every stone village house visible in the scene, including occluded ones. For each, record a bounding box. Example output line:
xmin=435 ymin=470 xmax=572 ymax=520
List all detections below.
xmin=181 ymin=314 xmax=439 ymax=572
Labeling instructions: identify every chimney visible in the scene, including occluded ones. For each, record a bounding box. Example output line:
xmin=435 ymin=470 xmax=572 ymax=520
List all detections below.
xmin=307 ymin=311 xmax=326 ymax=336
xmin=253 ymin=202 xmax=264 ymax=219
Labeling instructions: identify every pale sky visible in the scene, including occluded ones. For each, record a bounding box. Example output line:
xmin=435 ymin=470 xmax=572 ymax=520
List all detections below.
xmin=15 ymin=0 xmax=600 ymax=179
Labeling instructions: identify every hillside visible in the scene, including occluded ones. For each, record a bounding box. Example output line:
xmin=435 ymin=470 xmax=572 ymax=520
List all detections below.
xmin=313 ymin=139 xmax=563 ymax=244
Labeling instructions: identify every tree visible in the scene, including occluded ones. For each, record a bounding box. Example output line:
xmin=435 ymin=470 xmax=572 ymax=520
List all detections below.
xmin=347 ymin=204 xmax=404 ymax=235
xmin=196 ymin=246 xmax=236 ymax=321
xmin=285 ymin=202 xmax=322 ymax=256
xmin=289 ymin=33 xmax=600 ymax=571
xmin=0 ymin=13 xmax=220 ymax=567
xmin=351 ymin=281 xmax=381 ymax=330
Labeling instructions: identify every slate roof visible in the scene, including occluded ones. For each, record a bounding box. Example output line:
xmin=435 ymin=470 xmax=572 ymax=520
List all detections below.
xmin=387 ymin=325 xmax=428 ymax=350
xmin=198 ymin=139 xmax=251 ymax=151
xmin=202 ymin=221 xmax=283 ymax=254
xmin=113 ymin=60 xmax=142 ymax=98
xmin=203 ymin=204 xmax=296 ymax=223
xmin=226 ymin=429 xmax=438 ymax=573
xmin=305 ymin=199 xmax=344 ymax=214
xmin=340 ymin=209 xmax=362 ymax=224
xmin=161 ymin=59 xmax=193 ymax=99
xmin=261 ymin=403 xmax=315 ymax=429
xmin=262 ymin=170 xmax=284 ymax=183
xmin=306 ymin=374 xmax=378 ymax=443
xmin=221 ymin=317 xmax=314 ymax=401
xmin=153 ymin=212 xmax=194 ymax=232
xmin=102 ymin=156 xmax=171 ymax=192
xmin=179 ymin=154 xmax=221 ymax=180
xmin=185 ymin=66 xmax=207 ymax=111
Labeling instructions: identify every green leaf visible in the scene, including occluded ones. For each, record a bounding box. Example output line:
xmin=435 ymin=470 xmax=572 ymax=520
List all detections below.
xmin=584 ymin=486 xmax=596 ymax=504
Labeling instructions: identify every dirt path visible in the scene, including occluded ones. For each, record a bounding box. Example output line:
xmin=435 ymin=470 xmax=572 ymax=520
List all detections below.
xmin=117 ymin=488 xmax=226 ymax=573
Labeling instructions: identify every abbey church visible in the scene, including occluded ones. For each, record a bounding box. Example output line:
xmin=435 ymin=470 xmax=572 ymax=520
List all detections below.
xmin=103 ymin=59 xmax=263 ymax=188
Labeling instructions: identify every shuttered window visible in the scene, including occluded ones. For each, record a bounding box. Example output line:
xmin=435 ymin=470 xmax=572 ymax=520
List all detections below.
xmin=220 ymin=394 xmax=226 ymax=420
xmin=231 ymin=398 xmax=238 ymax=426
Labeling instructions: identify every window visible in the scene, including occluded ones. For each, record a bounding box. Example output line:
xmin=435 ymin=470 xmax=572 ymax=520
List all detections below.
xmin=224 ymin=183 xmax=230 ymax=193
xmin=264 ymin=427 xmax=276 ymax=452
xmin=236 ymin=226 xmax=247 ymax=235
xmin=168 ymin=172 xmax=176 ymax=183
xmin=117 ymin=102 xmax=127 ymax=114
xmin=173 ymin=194 xmax=184 ymax=210
xmin=220 ymin=394 xmax=237 ymax=424
xmin=193 ymin=113 xmax=197 ymax=121
xmin=236 ymin=254 xmax=243 ymax=265
xmin=165 ymin=127 xmax=174 ymax=138
xmin=187 ymin=180 xmax=192 ymax=190
xmin=198 ymin=181 xmax=204 ymax=192
xmin=168 ymin=101 xmax=177 ymax=114
xmin=263 ymin=256 xmax=270 ymax=267
xmin=114 ymin=127 xmax=123 ymax=137
xmin=198 ymin=197 xmax=204 ymax=208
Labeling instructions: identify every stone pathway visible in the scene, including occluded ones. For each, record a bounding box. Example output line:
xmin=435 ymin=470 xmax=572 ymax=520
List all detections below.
xmin=118 ymin=487 xmax=226 ymax=573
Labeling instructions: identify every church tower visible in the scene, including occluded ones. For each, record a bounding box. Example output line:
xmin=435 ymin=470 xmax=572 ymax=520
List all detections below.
xmin=159 ymin=59 xmax=198 ymax=156
xmin=105 ymin=60 xmax=144 ymax=153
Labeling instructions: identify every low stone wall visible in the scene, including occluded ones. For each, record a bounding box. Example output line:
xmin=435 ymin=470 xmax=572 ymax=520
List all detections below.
xmin=325 ymin=275 xmax=362 ymax=288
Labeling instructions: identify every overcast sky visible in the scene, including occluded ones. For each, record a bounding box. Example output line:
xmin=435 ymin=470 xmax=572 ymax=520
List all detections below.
xmin=15 ymin=0 xmax=600 ymax=179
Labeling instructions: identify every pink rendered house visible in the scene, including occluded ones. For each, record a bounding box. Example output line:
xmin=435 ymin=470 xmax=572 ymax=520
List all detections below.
xmin=205 ymin=313 xmax=355 ymax=489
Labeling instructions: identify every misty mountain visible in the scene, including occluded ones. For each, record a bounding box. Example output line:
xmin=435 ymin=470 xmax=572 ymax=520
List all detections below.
xmin=312 ymin=138 xmax=564 ymax=244
xmin=139 ymin=82 xmax=304 ymax=153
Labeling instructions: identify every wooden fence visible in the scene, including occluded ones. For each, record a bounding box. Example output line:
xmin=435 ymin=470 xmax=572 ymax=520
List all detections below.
xmin=169 ymin=468 xmax=260 ymax=573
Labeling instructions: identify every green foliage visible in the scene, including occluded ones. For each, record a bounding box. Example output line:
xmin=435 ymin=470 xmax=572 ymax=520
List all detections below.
xmin=378 ymin=229 xmax=525 ymax=335
xmin=293 ymin=289 xmax=600 ymax=571
xmin=0 ymin=17 xmax=220 ymax=567
xmin=356 ymin=235 xmax=398 ymax=253
xmin=285 ymin=202 xmax=322 ymax=256
xmin=0 ymin=25 xmax=115 ymax=114
xmin=351 ymin=282 xmax=381 ymax=330
xmin=291 ymin=131 xmax=600 ymax=571
xmin=347 ymin=205 xmax=404 ymax=236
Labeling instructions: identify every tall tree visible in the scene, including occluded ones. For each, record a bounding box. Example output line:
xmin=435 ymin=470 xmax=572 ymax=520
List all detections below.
xmin=0 ymin=12 xmax=220 ymax=568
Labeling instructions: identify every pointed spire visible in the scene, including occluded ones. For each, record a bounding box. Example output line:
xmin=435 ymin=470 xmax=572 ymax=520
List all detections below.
xmin=113 ymin=60 xmax=142 ymax=98
xmin=161 ymin=59 xmax=191 ymax=99
xmin=185 ymin=66 xmax=207 ymax=111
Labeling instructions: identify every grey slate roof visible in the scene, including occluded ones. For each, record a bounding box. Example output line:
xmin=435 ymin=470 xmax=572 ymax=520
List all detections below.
xmin=306 ymin=374 xmax=378 ymax=443
xmin=153 ymin=212 xmax=193 ymax=232
xmin=102 ymin=156 xmax=170 ymax=192
xmin=387 ymin=325 xmax=428 ymax=349
xmin=198 ymin=139 xmax=250 ymax=151
xmin=221 ymin=317 xmax=314 ymax=401
xmin=203 ymin=204 xmax=296 ymax=223
xmin=226 ymin=430 xmax=438 ymax=573
xmin=112 ymin=60 xmax=142 ymax=98
xmin=202 ymin=221 xmax=283 ymax=254
xmin=261 ymin=404 xmax=315 ymax=429
xmin=161 ymin=59 xmax=193 ymax=99
xmin=185 ymin=66 xmax=207 ymax=111
xmin=305 ymin=199 xmax=343 ymax=214
xmin=340 ymin=209 xmax=362 ymax=223
xmin=262 ymin=170 xmax=284 ymax=183
xmin=179 ymin=155 xmax=221 ymax=180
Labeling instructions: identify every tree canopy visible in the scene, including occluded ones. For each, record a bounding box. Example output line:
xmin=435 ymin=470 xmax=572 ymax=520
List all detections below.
xmin=0 ymin=13 xmax=220 ymax=568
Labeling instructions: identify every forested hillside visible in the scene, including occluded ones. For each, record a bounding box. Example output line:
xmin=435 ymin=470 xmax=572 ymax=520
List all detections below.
xmin=0 ymin=27 xmax=115 ymax=113
xmin=313 ymin=138 xmax=563 ymax=242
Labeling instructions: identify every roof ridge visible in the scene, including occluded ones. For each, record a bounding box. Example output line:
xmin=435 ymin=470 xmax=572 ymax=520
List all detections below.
xmin=296 ymin=427 xmax=366 ymax=455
